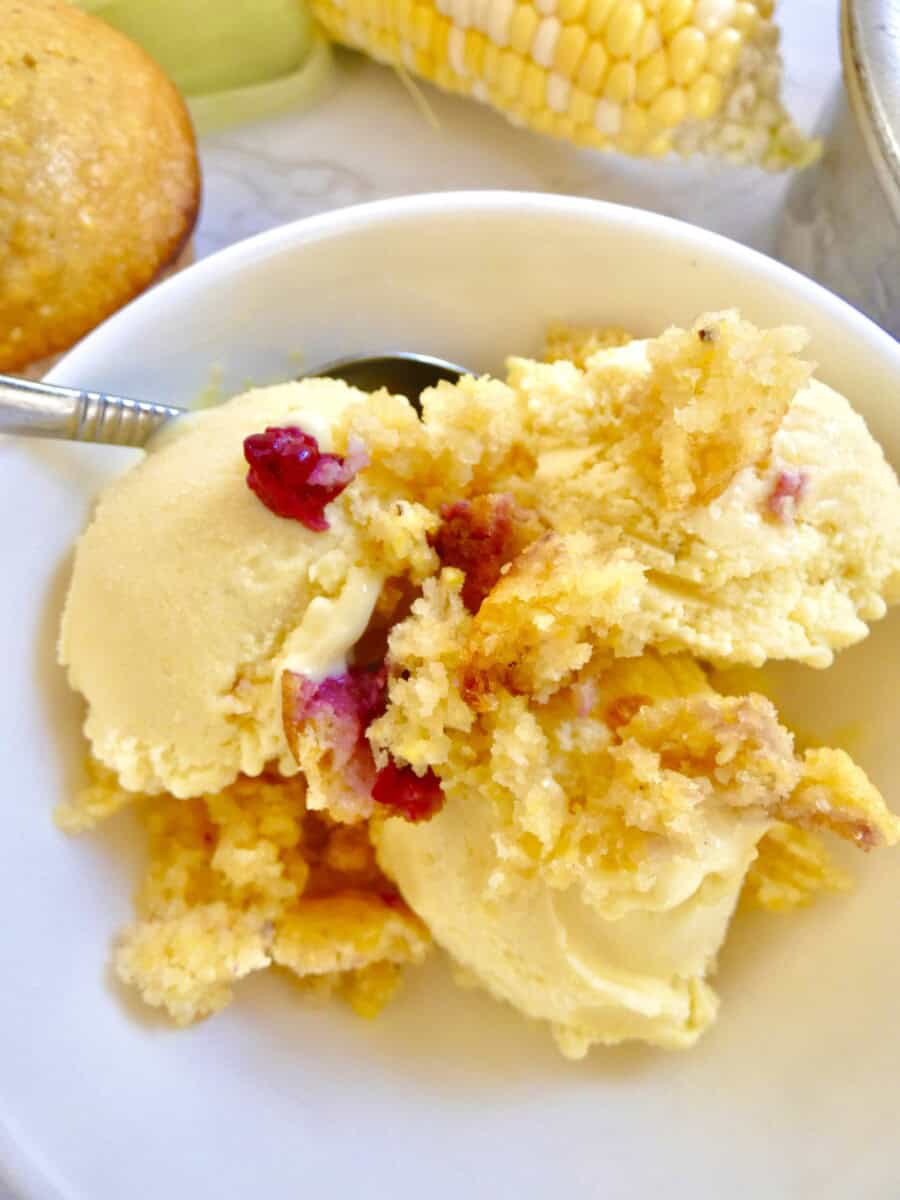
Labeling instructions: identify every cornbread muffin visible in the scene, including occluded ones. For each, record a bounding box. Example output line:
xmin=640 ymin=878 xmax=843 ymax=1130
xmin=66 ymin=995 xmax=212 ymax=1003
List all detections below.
xmin=58 ymin=314 xmax=900 ymax=1045
xmin=0 ymin=0 xmax=200 ymax=373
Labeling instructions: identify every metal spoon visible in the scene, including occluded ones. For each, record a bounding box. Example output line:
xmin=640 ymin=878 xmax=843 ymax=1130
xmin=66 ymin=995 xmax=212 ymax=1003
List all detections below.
xmin=0 ymin=352 xmax=468 ymax=448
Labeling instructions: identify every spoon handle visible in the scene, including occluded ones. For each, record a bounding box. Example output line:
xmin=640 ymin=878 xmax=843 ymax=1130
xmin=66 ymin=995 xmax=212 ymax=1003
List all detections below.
xmin=0 ymin=374 xmax=185 ymax=448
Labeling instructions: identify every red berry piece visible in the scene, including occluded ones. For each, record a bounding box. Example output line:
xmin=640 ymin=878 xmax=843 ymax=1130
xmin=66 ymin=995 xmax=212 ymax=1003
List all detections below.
xmin=766 ymin=468 xmax=809 ymax=523
xmin=372 ymin=761 xmax=445 ymax=822
xmin=244 ymin=425 xmax=367 ymax=531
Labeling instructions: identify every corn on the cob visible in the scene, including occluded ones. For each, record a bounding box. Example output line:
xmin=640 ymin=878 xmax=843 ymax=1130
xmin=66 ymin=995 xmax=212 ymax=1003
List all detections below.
xmin=311 ymin=0 xmax=818 ymax=169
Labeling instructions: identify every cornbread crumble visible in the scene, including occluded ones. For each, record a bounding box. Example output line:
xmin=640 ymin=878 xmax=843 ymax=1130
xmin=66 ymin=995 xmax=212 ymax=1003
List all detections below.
xmin=58 ymin=313 xmax=900 ymax=1046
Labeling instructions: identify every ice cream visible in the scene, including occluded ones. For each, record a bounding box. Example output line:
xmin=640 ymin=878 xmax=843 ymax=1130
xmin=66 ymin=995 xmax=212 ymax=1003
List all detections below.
xmin=377 ymin=781 xmax=763 ymax=1053
xmin=58 ymin=311 xmax=900 ymax=1047
xmin=59 ymin=378 xmax=436 ymax=798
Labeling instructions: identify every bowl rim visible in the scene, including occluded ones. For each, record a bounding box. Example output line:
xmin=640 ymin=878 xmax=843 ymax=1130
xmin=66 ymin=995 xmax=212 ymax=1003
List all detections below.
xmin=49 ymin=189 xmax=900 ymax=387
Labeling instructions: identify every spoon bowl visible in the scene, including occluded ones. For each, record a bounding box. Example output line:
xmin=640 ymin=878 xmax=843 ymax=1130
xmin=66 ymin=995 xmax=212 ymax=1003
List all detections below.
xmin=308 ymin=352 xmax=467 ymax=409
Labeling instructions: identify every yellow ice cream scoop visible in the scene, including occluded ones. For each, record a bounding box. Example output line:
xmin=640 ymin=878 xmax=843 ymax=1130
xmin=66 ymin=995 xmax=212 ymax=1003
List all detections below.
xmin=58 ymin=379 xmax=384 ymax=798
xmin=377 ymin=761 xmax=769 ymax=1055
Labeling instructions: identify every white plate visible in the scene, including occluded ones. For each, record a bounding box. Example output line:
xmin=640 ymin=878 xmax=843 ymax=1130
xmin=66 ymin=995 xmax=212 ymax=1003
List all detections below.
xmin=2 ymin=193 xmax=898 ymax=1200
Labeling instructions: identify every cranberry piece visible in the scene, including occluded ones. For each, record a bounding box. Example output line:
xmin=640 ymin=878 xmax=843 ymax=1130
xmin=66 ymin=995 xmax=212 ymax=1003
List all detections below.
xmin=244 ymin=425 xmax=366 ymax=531
xmin=294 ymin=667 xmax=388 ymax=732
xmin=766 ymin=468 xmax=808 ymax=523
xmin=430 ymin=493 xmax=541 ymax=613
xmin=283 ymin=666 xmax=387 ymax=778
xmin=372 ymin=762 xmax=445 ymax=822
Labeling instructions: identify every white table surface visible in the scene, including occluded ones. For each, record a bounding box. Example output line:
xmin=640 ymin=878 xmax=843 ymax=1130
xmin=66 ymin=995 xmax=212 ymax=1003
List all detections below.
xmin=1 ymin=5 xmax=843 ymax=1198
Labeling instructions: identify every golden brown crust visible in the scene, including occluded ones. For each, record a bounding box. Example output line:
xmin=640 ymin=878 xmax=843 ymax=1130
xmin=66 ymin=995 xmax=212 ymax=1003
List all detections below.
xmin=0 ymin=0 xmax=201 ymax=371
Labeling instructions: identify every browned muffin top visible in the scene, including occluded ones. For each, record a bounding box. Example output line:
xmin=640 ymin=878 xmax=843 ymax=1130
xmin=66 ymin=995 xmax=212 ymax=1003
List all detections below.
xmin=0 ymin=0 xmax=201 ymax=371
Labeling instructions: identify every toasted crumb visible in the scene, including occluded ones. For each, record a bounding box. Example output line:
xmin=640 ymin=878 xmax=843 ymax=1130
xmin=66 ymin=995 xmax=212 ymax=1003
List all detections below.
xmin=462 ymin=534 xmax=646 ymax=703
xmin=115 ymin=904 xmax=270 ymax=1025
xmin=781 ymin=747 xmax=900 ymax=849
xmin=81 ymin=769 xmax=430 ymax=1025
xmin=271 ymin=891 xmax=427 ymax=976
xmin=642 ymin=312 xmax=811 ymax=508
xmin=743 ymin=824 xmax=851 ymax=912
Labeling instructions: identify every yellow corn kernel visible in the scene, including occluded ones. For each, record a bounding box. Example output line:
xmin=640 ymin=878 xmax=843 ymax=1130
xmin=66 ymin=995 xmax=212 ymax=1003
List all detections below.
xmin=707 ymin=27 xmax=742 ymax=76
xmin=606 ymin=1 xmax=644 ymax=58
xmin=618 ymin=133 xmax=645 ymax=155
xmin=581 ymin=126 xmax=610 ymax=148
xmin=554 ymin=24 xmax=588 ymax=76
xmin=643 ymin=0 xmax=663 ymax=11
xmin=635 ymin=48 xmax=668 ymax=102
xmin=364 ymin=0 xmax=381 ymax=30
xmin=649 ymin=83 xmax=687 ymax=126
xmin=412 ymin=4 xmax=431 ymax=49
xmin=433 ymin=62 xmax=456 ymax=88
xmin=553 ymin=114 xmax=577 ymax=139
xmin=568 ymin=85 xmax=596 ymax=123
xmin=757 ymin=0 xmax=775 ymax=16
xmin=659 ymin=0 xmax=693 ymax=37
xmin=669 ymin=26 xmax=707 ymax=85
xmin=604 ymin=60 xmax=636 ymax=102
xmin=431 ymin=17 xmax=449 ymax=62
xmin=394 ymin=0 xmax=413 ymax=36
xmin=510 ymin=5 xmax=539 ymax=55
xmin=635 ymin=17 xmax=661 ymax=60
xmin=530 ymin=108 xmax=555 ymax=132
xmin=586 ymin=0 xmax=616 ymax=36
xmin=593 ymin=95 xmax=622 ymax=132
xmin=732 ymin=1 xmax=759 ymax=33
xmin=622 ymin=103 xmax=650 ymax=140
xmin=498 ymin=47 xmax=524 ymax=94
xmin=686 ymin=70 xmax=722 ymax=118
xmin=482 ymin=39 xmax=501 ymax=83
xmin=413 ymin=48 xmax=432 ymax=72
xmin=521 ymin=61 xmax=547 ymax=107
xmin=464 ymin=29 xmax=485 ymax=74
xmin=559 ymin=0 xmax=588 ymax=21
xmin=645 ymin=130 xmax=672 ymax=156
xmin=575 ymin=40 xmax=608 ymax=91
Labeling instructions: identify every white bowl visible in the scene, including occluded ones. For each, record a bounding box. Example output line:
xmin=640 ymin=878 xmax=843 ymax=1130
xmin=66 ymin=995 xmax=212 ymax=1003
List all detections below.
xmin=2 ymin=193 xmax=898 ymax=1200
